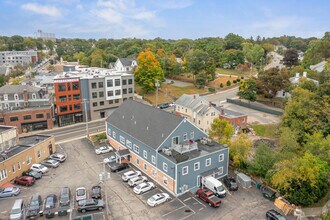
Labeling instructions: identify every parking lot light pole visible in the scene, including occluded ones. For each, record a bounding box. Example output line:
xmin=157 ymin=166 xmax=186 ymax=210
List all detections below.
xmin=82 ymin=99 xmax=89 ymax=137
xmin=155 ymin=80 xmax=160 ymax=108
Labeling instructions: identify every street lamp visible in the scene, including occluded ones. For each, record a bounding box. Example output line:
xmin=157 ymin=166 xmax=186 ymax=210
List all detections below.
xmin=82 ymin=99 xmax=89 ymax=137
xmin=155 ymin=80 xmax=160 ymax=108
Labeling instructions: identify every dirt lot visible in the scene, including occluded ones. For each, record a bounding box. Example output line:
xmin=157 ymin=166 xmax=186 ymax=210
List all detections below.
xmin=0 ymin=138 xmax=290 ymax=220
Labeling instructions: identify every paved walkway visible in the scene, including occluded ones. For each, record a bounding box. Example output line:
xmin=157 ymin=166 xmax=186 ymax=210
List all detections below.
xmin=165 ymin=78 xmax=194 ymax=87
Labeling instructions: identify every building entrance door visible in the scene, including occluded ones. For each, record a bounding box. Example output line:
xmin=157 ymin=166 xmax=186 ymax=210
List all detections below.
xmin=48 ymin=144 xmax=53 ymax=155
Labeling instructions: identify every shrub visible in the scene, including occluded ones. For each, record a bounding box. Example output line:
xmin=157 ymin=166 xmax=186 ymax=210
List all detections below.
xmin=241 ymin=76 xmax=244 ymax=79
xmin=220 ymin=83 xmax=224 ymax=88
xmin=208 ymin=87 xmax=215 ymax=93
xmin=233 ymin=79 xmax=237 ymax=84
xmin=236 ymin=78 xmax=240 ymax=82
xmin=226 ymin=80 xmax=231 ymax=86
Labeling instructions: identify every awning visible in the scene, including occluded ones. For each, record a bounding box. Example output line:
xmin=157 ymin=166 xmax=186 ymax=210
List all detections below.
xmin=116 ymin=149 xmax=130 ymax=157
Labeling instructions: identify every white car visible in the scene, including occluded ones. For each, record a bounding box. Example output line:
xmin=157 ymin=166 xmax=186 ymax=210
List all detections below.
xmin=95 ymin=146 xmax=113 ymax=155
xmin=41 ymin=159 xmax=60 ymax=168
xmin=128 ymin=176 xmax=148 ymax=187
xmin=147 ymin=193 xmax=170 ymax=207
xmin=133 ymin=182 xmax=155 ymax=194
xmin=103 ymin=155 xmax=116 ymax=164
xmin=121 ymin=171 xmax=141 ymax=182
xmin=76 ymin=187 xmax=87 ymax=202
xmin=30 ymin=164 xmax=48 ymax=173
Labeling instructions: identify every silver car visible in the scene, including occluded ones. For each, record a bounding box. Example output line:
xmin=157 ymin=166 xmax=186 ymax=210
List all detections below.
xmin=41 ymin=159 xmax=60 ymax=168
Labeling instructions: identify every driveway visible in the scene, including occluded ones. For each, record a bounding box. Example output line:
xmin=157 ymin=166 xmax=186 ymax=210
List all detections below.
xmin=205 ymin=87 xmax=239 ymax=104
xmin=165 ymin=79 xmax=194 ymax=87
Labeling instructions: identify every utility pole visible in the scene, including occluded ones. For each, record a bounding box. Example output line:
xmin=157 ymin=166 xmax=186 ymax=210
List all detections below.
xmin=83 ymin=99 xmax=89 ymax=137
xmin=155 ymin=79 xmax=160 ymax=107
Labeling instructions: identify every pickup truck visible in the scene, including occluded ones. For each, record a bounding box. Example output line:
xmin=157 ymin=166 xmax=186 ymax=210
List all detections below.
xmin=195 ymin=188 xmax=222 ymax=207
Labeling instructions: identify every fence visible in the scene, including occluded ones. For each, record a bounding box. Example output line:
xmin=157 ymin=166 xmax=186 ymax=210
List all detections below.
xmin=226 ymin=99 xmax=283 ymax=115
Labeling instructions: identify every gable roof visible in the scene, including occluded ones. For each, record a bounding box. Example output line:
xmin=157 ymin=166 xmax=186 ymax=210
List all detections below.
xmin=174 ymin=94 xmax=215 ymax=116
xmin=118 ymin=58 xmax=136 ymax=67
xmin=310 ymin=60 xmax=326 ymax=72
xmin=0 ymin=85 xmax=42 ymax=94
xmin=106 ymin=100 xmax=183 ymax=149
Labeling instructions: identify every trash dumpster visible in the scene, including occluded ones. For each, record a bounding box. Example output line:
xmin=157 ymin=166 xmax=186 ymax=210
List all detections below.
xmin=236 ymin=173 xmax=252 ymax=188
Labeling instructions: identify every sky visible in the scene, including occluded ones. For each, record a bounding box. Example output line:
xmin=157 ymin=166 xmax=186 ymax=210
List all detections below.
xmin=0 ymin=0 xmax=329 ymax=39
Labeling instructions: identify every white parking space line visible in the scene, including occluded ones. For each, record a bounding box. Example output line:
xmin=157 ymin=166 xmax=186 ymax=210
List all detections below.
xmin=162 ymin=205 xmax=185 ymax=217
xmin=180 ymin=212 xmax=195 ymax=220
xmin=183 ymin=197 xmax=191 ymax=202
xmin=223 ymin=185 xmax=232 ymax=196
xmin=198 ymin=207 xmax=204 ymax=211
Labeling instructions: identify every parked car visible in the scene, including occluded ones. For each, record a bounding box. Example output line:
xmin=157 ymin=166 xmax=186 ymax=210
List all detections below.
xmin=76 ymin=187 xmax=87 ymax=202
xmin=30 ymin=164 xmax=48 ymax=173
xmin=133 ymin=182 xmax=155 ymax=195
xmin=128 ymin=176 xmax=148 ymax=187
xmin=77 ymin=199 xmax=104 ymax=213
xmin=0 ymin=187 xmax=20 ymax=198
xmin=91 ymin=186 xmax=102 ymax=199
xmin=103 ymin=155 xmax=116 ymax=164
xmin=41 ymin=159 xmax=60 ymax=168
xmin=22 ymin=169 xmax=42 ymax=179
xmin=223 ymin=176 xmax=238 ymax=191
xmin=26 ymin=194 xmax=42 ymax=219
xmin=108 ymin=163 xmax=129 ymax=172
xmin=159 ymin=103 xmax=170 ymax=109
xmin=147 ymin=193 xmax=170 ymax=207
xmin=266 ymin=209 xmax=287 ymax=220
xmin=49 ymin=153 xmax=67 ymax=162
xmin=195 ymin=188 xmax=222 ymax=208
xmin=95 ymin=146 xmax=113 ymax=155
xmin=121 ymin=170 xmax=141 ymax=182
xmin=203 ymin=176 xmax=226 ymax=197
xmin=14 ymin=176 xmax=35 ymax=186
xmin=44 ymin=194 xmax=57 ymax=218
xmin=10 ymin=199 xmax=24 ymax=220
xmin=59 ymin=187 xmax=71 ymax=207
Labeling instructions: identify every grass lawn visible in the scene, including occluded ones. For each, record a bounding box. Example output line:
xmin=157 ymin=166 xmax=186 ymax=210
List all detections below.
xmin=208 ymin=75 xmax=238 ymax=88
xmin=173 ymin=73 xmax=195 ymax=83
xmin=216 ymin=68 xmax=256 ymax=77
xmin=251 ymin=124 xmax=279 ymax=139
xmin=135 ymin=83 xmax=208 ymax=105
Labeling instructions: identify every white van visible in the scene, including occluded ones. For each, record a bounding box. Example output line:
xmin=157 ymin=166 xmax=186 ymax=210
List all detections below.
xmin=10 ymin=199 xmax=24 ymax=220
xmin=203 ymin=176 xmax=226 ymax=197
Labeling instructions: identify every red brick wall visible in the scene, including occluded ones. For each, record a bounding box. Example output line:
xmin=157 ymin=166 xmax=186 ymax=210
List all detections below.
xmin=219 ymin=115 xmax=247 ymax=127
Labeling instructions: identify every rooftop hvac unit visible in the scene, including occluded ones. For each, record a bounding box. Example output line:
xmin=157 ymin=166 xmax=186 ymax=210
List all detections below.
xmin=162 ymin=148 xmax=172 ymax=156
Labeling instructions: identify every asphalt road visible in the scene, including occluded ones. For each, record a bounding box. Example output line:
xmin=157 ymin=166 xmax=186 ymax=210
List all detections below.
xmin=39 ymin=120 xmax=106 ymax=143
xmin=205 ymin=87 xmax=239 ymax=104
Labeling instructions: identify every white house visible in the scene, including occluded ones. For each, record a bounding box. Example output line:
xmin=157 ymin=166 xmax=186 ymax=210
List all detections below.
xmin=310 ymin=60 xmax=327 ymax=73
xmin=276 ymin=72 xmax=319 ymax=98
xmin=112 ymin=58 xmax=137 ymax=72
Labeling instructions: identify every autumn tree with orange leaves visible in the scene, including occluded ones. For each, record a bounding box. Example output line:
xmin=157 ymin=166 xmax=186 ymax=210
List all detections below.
xmin=135 ymin=50 xmax=164 ymax=93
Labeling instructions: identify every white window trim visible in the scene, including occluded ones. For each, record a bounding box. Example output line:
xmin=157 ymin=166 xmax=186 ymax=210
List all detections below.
xmin=183 ymin=132 xmax=187 ymax=141
xmin=163 ymin=162 xmax=168 ymax=172
xmin=136 ymin=158 xmax=139 ymax=164
xmin=108 ymin=128 xmax=111 ymax=137
xmin=172 ymin=136 xmax=179 ymax=145
xmin=219 ymin=153 xmax=224 ymax=162
xmin=163 ymin=177 xmax=168 ymax=185
xmin=194 ymin=162 xmax=200 ymax=171
xmin=205 ymin=158 xmax=211 ymax=167
xmin=151 ymin=155 xmax=156 ymax=164
xmin=17 ymin=162 xmax=21 ymax=170
xmin=218 ymin=167 xmax=223 ymax=175
xmin=190 ymin=131 xmax=194 ymax=139
xmin=126 ymin=140 xmax=132 ymax=148
xmin=112 ymin=131 xmax=116 ymax=138
xmin=143 ymin=150 xmax=147 ymax=159
xmin=120 ymin=136 xmax=125 ymax=144
xmin=182 ymin=166 xmax=188 ymax=175
xmin=144 ymin=163 xmax=147 ymax=170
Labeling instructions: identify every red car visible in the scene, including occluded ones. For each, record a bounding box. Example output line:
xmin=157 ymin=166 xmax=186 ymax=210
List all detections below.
xmin=195 ymin=188 xmax=222 ymax=207
xmin=14 ymin=176 xmax=35 ymax=186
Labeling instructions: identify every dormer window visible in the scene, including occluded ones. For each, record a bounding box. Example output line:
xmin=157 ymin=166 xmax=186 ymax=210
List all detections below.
xmin=14 ymin=94 xmax=19 ymax=100
xmin=32 ymin=93 xmax=36 ymax=99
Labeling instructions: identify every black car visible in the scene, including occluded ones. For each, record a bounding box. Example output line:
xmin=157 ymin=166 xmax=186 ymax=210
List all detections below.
xmin=59 ymin=187 xmax=71 ymax=207
xmin=91 ymin=186 xmax=102 ymax=199
xmin=22 ymin=169 xmax=42 ymax=179
xmin=108 ymin=163 xmax=129 ymax=172
xmin=77 ymin=199 xmax=104 ymax=213
xmin=44 ymin=194 xmax=57 ymax=218
xmin=266 ymin=209 xmax=286 ymax=220
xmin=223 ymin=176 xmax=238 ymax=191
xmin=159 ymin=103 xmax=170 ymax=109
xmin=26 ymin=194 xmax=42 ymax=219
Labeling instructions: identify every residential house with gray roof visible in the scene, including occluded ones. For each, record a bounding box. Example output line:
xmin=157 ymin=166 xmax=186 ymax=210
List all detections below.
xmin=106 ymin=100 xmax=229 ymax=196
xmin=112 ymin=58 xmax=137 ymax=72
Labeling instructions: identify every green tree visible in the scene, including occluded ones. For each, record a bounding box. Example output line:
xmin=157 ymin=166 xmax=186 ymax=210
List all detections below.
xmin=237 ymin=78 xmax=257 ymax=102
xmin=220 ymin=49 xmax=244 ymax=68
xmin=134 ymin=50 xmax=164 ymax=93
xmin=208 ymin=118 xmax=234 ymax=145
xmin=258 ymin=68 xmax=290 ymax=98
xmin=262 ymin=43 xmax=275 ymax=54
xmin=226 ymin=80 xmax=231 ymax=87
xmin=304 ymin=132 xmax=330 ymax=166
xmin=242 ymin=42 xmax=265 ymax=66
xmin=224 ymin=33 xmax=244 ymax=50
xmin=0 ymin=75 xmax=6 ymax=87
xmin=90 ymin=49 xmax=105 ymax=67
xmin=186 ymin=49 xmax=208 ymax=75
xmin=230 ymin=133 xmax=253 ymax=168
xmin=249 ymin=143 xmax=278 ymax=178
xmin=271 ymin=152 xmax=329 ymax=206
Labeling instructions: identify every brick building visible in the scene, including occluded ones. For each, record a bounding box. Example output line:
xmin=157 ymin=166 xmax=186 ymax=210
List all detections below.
xmin=0 ymin=127 xmax=55 ymax=186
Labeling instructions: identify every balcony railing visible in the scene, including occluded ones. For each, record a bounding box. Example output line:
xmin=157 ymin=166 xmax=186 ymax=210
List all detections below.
xmin=171 ymin=140 xmax=198 ymax=154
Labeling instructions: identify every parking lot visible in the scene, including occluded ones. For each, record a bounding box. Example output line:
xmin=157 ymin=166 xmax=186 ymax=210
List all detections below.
xmin=1 ymin=138 xmax=290 ymax=220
